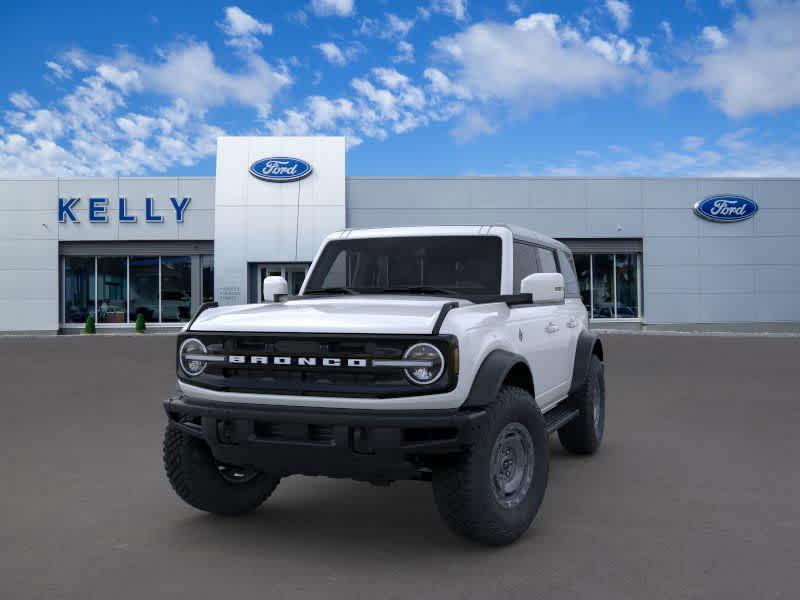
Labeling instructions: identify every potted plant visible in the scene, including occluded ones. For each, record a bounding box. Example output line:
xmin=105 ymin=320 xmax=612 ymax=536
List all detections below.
xmin=135 ymin=313 xmax=146 ymax=333
xmin=84 ymin=314 xmax=95 ymax=334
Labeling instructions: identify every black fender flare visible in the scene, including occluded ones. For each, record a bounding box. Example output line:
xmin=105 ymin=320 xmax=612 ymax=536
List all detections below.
xmin=569 ymin=330 xmax=604 ymax=395
xmin=462 ymin=349 xmax=533 ymax=408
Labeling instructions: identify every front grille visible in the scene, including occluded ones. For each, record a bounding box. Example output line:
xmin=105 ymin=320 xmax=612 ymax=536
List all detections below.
xmin=178 ymin=332 xmax=457 ymax=398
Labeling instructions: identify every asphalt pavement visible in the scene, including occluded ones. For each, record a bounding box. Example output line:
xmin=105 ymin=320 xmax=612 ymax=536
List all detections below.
xmin=1 ymin=333 xmax=798 ymax=599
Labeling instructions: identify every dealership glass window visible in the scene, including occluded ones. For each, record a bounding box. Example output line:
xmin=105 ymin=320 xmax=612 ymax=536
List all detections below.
xmin=571 ymin=252 xmax=641 ymax=319
xmin=591 ymin=254 xmax=615 ymax=319
xmin=62 ymin=254 xmax=211 ymax=326
xmin=161 ymin=256 xmax=192 ymax=322
xmin=615 ymin=254 xmax=640 ymax=318
xmin=574 ymin=254 xmax=591 ymax=308
xmin=129 ymin=256 xmax=159 ymax=322
xmin=97 ymin=257 xmax=127 ymax=323
xmin=64 ymin=256 xmax=95 ymax=324
xmin=201 ymin=255 xmax=214 ymax=303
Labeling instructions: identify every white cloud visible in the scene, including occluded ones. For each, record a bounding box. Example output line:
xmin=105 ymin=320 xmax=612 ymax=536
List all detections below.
xmin=432 ymin=13 xmax=638 ymax=107
xmin=45 ymin=61 xmax=71 ymax=80
xmin=9 ymin=91 xmax=38 ymax=111
xmin=606 ymin=0 xmax=632 ymax=33
xmin=423 ymin=67 xmax=472 ymax=100
xmin=393 ymin=41 xmax=415 ymax=63
xmin=451 ymin=110 xmax=496 ymax=142
xmin=430 ymin=0 xmax=468 ymax=21
xmin=310 ymin=0 xmax=354 ymax=17
xmin=266 ymin=66 xmax=463 ymax=145
xmin=681 ymin=135 xmax=704 ymax=152
xmin=386 ymin=14 xmax=414 ymax=38
xmin=0 ymin=34 xmax=288 ymax=175
xmin=218 ymin=6 xmax=272 ymax=51
xmin=314 ymin=42 xmax=363 ymax=66
xmin=701 ymin=25 xmax=728 ymax=49
xmin=690 ymin=1 xmax=800 ymax=116
xmin=546 ymin=128 xmax=800 ymax=177
xmin=660 ymin=20 xmax=673 ymax=43
xmin=507 ymin=1 xmax=522 ymax=16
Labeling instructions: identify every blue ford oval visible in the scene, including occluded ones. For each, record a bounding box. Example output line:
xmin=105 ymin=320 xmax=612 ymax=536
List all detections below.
xmin=693 ymin=195 xmax=758 ymax=223
xmin=249 ymin=157 xmax=313 ymax=182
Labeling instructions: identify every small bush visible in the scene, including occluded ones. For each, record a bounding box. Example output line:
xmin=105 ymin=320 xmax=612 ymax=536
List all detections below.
xmin=84 ymin=315 xmax=96 ymax=334
xmin=135 ymin=313 xmax=146 ymax=333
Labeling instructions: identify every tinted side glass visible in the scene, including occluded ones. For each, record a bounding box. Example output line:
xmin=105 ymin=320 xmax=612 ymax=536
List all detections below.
xmin=513 ymin=242 xmax=539 ymax=293
xmin=557 ymin=249 xmax=580 ymax=298
xmin=536 ymin=247 xmax=558 ymax=273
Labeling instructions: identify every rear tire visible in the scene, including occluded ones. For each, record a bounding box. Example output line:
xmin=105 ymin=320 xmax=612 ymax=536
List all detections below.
xmin=163 ymin=425 xmax=280 ymax=516
xmin=558 ymin=355 xmax=605 ymax=455
xmin=432 ymin=386 xmax=549 ymax=546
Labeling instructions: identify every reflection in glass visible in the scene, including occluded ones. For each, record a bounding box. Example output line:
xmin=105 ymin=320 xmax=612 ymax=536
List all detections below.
xmin=591 ymin=254 xmax=614 ymax=319
xmin=573 ymin=254 xmax=591 ymax=309
xmin=615 ymin=254 xmax=639 ymax=318
xmin=64 ymin=256 xmax=95 ymax=323
xmin=97 ymin=257 xmax=127 ymax=323
xmin=201 ymin=255 xmax=214 ymax=303
xmin=161 ymin=256 xmax=191 ymax=322
xmin=130 ymin=256 xmax=159 ymax=322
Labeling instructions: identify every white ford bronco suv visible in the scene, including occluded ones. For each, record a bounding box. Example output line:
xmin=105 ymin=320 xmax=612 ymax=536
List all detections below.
xmin=163 ymin=225 xmax=605 ymax=545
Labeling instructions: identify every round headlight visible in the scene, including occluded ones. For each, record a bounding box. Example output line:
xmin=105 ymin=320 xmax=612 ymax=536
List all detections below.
xmin=179 ymin=338 xmax=208 ymax=377
xmin=403 ymin=343 xmax=445 ymax=385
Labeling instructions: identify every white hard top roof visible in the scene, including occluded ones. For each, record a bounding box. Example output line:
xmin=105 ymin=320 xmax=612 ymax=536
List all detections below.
xmin=329 ymin=225 xmax=570 ymax=254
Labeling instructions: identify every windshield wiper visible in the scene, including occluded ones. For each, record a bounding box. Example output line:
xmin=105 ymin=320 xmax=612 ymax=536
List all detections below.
xmin=374 ymin=286 xmax=461 ymax=297
xmin=303 ymin=287 xmax=359 ymax=295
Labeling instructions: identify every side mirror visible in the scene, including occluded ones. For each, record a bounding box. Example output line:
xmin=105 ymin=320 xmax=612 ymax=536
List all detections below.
xmin=262 ymin=276 xmax=289 ymax=303
xmin=520 ymin=272 xmax=565 ymax=304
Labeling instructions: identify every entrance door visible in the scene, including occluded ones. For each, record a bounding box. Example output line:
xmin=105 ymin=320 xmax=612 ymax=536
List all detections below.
xmin=249 ymin=263 xmax=310 ymax=302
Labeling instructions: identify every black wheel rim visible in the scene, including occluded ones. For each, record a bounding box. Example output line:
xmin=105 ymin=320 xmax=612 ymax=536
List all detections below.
xmin=216 ymin=463 xmax=259 ymax=484
xmin=490 ymin=422 xmax=535 ymax=508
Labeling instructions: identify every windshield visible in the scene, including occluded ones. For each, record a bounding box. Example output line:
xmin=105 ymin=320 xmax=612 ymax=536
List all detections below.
xmin=304 ymin=236 xmax=502 ymax=295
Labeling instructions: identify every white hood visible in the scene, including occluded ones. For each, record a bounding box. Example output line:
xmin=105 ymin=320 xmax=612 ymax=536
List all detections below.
xmin=190 ymin=295 xmax=461 ymax=335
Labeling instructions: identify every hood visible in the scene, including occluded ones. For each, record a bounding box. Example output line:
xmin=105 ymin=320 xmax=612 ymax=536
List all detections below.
xmin=189 ymin=295 xmax=462 ymax=335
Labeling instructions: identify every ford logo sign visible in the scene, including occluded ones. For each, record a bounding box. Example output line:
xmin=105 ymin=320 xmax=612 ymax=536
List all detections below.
xmin=693 ymin=195 xmax=758 ymax=223
xmin=249 ymin=157 xmax=312 ymax=182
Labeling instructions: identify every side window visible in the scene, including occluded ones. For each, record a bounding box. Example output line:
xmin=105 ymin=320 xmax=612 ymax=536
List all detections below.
xmin=557 ymin=250 xmax=580 ymax=298
xmin=513 ymin=242 xmax=539 ymax=293
xmin=536 ymin=247 xmax=558 ymax=273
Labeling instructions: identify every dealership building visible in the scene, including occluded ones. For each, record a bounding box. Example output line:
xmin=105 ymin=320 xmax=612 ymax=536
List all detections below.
xmin=0 ymin=135 xmax=798 ymax=334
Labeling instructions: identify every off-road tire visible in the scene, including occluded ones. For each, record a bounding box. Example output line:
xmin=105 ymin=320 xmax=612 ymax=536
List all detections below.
xmin=163 ymin=425 xmax=280 ymax=516
xmin=558 ymin=355 xmax=605 ymax=455
xmin=432 ymin=385 xmax=549 ymax=546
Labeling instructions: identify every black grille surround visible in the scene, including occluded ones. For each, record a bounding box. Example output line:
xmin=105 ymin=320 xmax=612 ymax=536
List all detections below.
xmin=177 ymin=332 xmax=458 ymax=398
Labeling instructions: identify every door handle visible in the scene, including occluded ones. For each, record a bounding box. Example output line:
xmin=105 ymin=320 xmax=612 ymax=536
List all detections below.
xmin=545 ymin=322 xmax=559 ymax=334
xmin=567 ymin=317 xmax=578 ymax=328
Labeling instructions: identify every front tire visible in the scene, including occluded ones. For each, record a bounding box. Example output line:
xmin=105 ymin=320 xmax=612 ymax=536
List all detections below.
xmin=163 ymin=425 xmax=280 ymax=516
xmin=432 ymin=386 xmax=549 ymax=546
xmin=558 ymin=354 xmax=605 ymax=455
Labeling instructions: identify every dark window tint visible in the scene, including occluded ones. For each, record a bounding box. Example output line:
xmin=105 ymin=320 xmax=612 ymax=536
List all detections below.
xmin=305 ymin=236 xmax=502 ymax=295
xmin=557 ymin=250 xmax=580 ymax=298
xmin=536 ymin=247 xmax=558 ymax=273
xmin=513 ymin=242 xmax=539 ymax=293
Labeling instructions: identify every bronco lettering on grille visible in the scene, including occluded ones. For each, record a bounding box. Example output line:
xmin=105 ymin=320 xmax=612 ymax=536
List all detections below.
xmin=227 ymin=355 xmax=368 ymax=368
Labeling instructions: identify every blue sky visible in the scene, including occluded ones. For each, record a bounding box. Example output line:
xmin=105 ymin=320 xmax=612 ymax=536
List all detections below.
xmin=1 ymin=0 xmax=798 ymax=177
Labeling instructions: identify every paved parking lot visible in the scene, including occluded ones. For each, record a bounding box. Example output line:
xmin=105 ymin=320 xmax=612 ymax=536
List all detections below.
xmin=1 ymin=333 xmax=799 ymax=599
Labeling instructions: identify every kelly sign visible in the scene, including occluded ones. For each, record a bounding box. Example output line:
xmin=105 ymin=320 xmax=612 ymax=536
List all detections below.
xmin=58 ymin=197 xmax=191 ymax=223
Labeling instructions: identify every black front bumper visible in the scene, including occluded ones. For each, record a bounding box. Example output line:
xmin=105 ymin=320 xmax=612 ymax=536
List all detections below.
xmin=164 ymin=396 xmax=486 ymax=481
